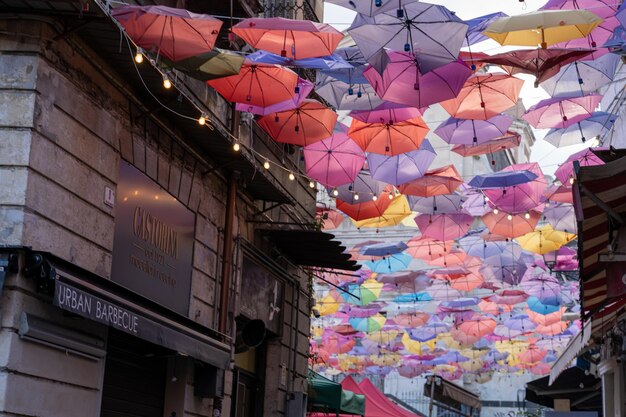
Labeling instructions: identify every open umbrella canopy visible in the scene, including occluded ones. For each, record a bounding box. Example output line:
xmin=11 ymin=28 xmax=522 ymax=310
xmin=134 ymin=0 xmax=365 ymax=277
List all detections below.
xmin=440 ymin=74 xmax=525 ymax=120
xmin=451 ymin=133 xmax=521 ymax=159
xmin=352 ymin=197 xmax=411 ymax=229
xmin=543 ymin=112 xmax=617 ymax=147
xmin=543 ymin=204 xmax=577 ymax=233
xmin=246 ymin=49 xmax=353 ymax=70
xmin=465 ymin=12 xmax=509 ymax=46
xmin=522 ymin=94 xmax=602 ymax=129
xmin=554 ymin=147 xmax=606 ymax=184
xmin=348 ymin=2 xmax=468 ymax=72
xmin=398 ymin=165 xmax=463 ymax=196
xmin=327 ymin=0 xmax=419 ymax=16
xmin=305 ymin=133 xmax=366 ymax=188
xmin=232 ymin=17 xmax=343 ymax=59
xmin=414 ymin=213 xmax=473 ymax=241
xmin=542 ymin=0 xmax=619 ymax=19
xmin=482 ymin=210 xmax=541 ymax=238
xmin=479 ymin=48 xmax=594 ymax=85
xmin=348 ymin=116 xmax=430 ymax=155
xmin=336 ymin=189 xmax=393 ymax=221
xmin=365 ymin=253 xmax=413 ymax=273
xmin=367 ymin=140 xmax=436 ymax=185
xmin=435 ymin=114 xmax=513 ymax=145
xmin=316 ymin=68 xmax=384 ymax=110
xmin=540 ymin=53 xmax=620 ymax=98
xmin=155 ymin=49 xmax=244 ymax=81
xmin=408 ymin=194 xmax=466 ymax=214
xmin=208 ymin=63 xmax=298 ymax=107
xmin=469 ymin=170 xmax=538 ymax=188
xmin=482 ymin=163 xmax=547 ymax=214
xmin=350 ymin=105 xmax=421 ymax=124
xmin=236 ymin=77 xmax=313 ymax=115
xmin=334 ymin=170 xmax=388 ymax=204
xmin=111 ymin=5 xmax=222 ymax=62
xmin=363 ymin=51 xmax=471 ymax=108
xmin=257 ymin=100 xmax=337 ymax=146
xmin=515 ymin=225 xmax=576 ymax=254
xmin=483 ymin=9 xmax=603 ymax=49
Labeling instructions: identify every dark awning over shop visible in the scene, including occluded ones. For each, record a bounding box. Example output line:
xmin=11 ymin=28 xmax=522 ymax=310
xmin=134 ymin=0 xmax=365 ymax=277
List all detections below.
xmin=526 ymin=367 xmax=602 ymax=412
xmin=308 ymin=370 xmax=366 ymax=416
xmin=262 ymin=229 xmax=360 ymax=271
xmin=425 ymin=376 xmax=481 ymax=410
xmin=45 ymin=253 xmax=231 ymax=369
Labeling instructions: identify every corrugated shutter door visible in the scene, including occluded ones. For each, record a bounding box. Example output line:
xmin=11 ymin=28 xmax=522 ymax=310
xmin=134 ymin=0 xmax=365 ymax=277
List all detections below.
xmin=100 ymin=329 xmax=167 ymax=417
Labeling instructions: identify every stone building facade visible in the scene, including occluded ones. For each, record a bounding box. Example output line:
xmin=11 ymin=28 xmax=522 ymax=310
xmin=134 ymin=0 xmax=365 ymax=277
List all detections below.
xmin=0 ymin=2 xmax=325 ymax=416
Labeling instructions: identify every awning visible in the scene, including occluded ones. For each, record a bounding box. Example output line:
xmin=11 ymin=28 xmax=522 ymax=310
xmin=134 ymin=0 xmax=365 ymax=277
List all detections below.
xmin=308 ymin=371 xmax=365 ymax=416
xmin=574 ymin=150 xmax=626 ymax=335
xmin=526 ymin=367 xmax=601 ymax=411
xmin=425 ymin=376 xmax=481 ymax=410
xmin=549 ymin=320 xmax=591 ymax=385
xmin=262 ymin=229 xmax=360 ymax=271
xmin=46 ymin=253 xmax=231 ymax=369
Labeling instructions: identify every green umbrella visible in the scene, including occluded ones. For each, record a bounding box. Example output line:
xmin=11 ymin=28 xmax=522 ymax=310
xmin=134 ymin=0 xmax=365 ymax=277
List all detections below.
xmin=152 ymin=49 xmax=245 ymax=81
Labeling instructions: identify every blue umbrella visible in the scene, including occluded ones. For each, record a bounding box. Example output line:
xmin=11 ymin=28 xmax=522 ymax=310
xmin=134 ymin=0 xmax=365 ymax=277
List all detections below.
xmin=464 ymin=12 xmax=508 ymax=46
xmin=441 ymin=298 xmax=480 ymax=309
xmin=394 ymin=292 xmax=433 ymax=303
xmin=540 ymin=53 xmax=620 ymax=98
xmin=543 ymin=112 xmax=617 ymax=147
xmin=408 ymin=321 xmax=451 ymax=342
xmin=469 ymin=170 xmax=538 ymax=189
xmin=246 ymin=50 xmax=354 ymax=70
xmin=367 ymin=140 xmax=437 ymax=186
xmin=365 ymin=253 xmax=412 ymax=273
xmin=362 ymin=241 xmax=408 ymax=256
xmin=527 ymin=296 xmax=561 ymax=315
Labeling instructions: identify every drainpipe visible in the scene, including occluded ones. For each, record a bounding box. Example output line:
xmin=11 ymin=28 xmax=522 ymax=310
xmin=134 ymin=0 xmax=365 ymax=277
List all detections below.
xmin=219 ymin=108 xmax=240 ymax=335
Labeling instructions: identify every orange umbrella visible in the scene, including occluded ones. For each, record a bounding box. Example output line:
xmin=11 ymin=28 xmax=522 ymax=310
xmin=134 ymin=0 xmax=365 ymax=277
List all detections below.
xmin=450 ymin=272 xmax=484 ymax=291
xmin=232 ymin=17 xmax=343 ymax=60
xmin=406 ymin=236 xmax=453 ymax=260
xmin=478 ymin=299 xmax=501 ymax=315
xmin=336 ymin=189 xmax=393 ymax=221
xmin=440 ymin=74 xmax=524 ymax=120
xmin=348 ymin=117 xmax=429 ymax=156
xmin=458 ymin=316 xmax=497 ymax=337
xmin=316 ymin=208 xmax=345 ymax=230
xmin=426 ymin=250 xmax=469 ymax=267
xmin=207 ymin=63 xmax=298 ymax=107
xmin=391 ymin=312 xmax=431 ymax=327
xmin=482 ymin=210 xmax=541 ymax=238
xmin=535 ymin=321 xmax=569 ymax=336
xmin=257 ymin=100 xmax=336 ymax=146
xmin=526 ymin=307 xmax=565 ymax=326
xmin=398 ymin=165 xmax=463 ymax=196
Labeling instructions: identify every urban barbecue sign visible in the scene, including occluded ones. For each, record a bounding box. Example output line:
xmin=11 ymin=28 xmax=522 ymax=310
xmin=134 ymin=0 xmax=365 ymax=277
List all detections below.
xmin=111 ymin=162 xmax=195 ymax=315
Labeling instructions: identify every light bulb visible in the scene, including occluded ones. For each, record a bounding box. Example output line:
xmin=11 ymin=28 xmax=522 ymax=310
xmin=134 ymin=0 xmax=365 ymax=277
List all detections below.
xmin=388 ymin=193 xmax=393 ymax=200
xmin=134 ymin=52 xmax=144 ymax=64
xmin=198 ymin=115 xmax=206 ymax=125
xmin=569 ymin=177 xmax=575 ymax=185
xmin=309 ymin=181 xmax=316 ymax=188
xmin=332 ymin=188 xmax=339 ymax=197
xmin=484 ymin=196 xmax=490 ymax=202
xmin=372 ymin=195 xmax=378 ymax=201
xmin=163 ymin=75 xmax=172 ymax=89
xmin=289 ymin=173 xmax=295 ymax=181
xmin=507 ymin=214 xmax=513 ymax=221
xmin=353 ymin=193 xmax=360 ymax=201
xmin=263 ymin=161 xmax=270 ymax=170
xmin=233 ymin=143 xmax=240 ymax=151
xmin=524 ymin=212 xmax=530 ymax=219
xmin=493 ymin=208 xmax=499 ymax=215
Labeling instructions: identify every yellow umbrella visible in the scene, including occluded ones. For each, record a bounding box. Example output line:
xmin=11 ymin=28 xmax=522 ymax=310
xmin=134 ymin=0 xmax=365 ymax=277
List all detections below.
xmin=366 ymin=330 xmax=400 ymax=344
xmin=515 ymin=225 xmax=576 ymax=254
xmin=352 ymin=195 xmax=412 ymax=228
xmin=436 ymin=332 xmax=462 ymax=350
xmin=316 ymin=293 xmax=341 ymax=316
xmin=483 ymin=10 xmax=603 ymax=49
xmin=460 ymin=358 xmax=484 ymax=372
xmin=401 ymin=332 xmax=435 ymax=354
xmin=400 ymin=211 xmax=420 ymax=228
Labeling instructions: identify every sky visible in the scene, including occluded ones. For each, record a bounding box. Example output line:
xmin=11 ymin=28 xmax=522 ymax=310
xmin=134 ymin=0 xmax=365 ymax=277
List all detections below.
xmin=323 ymin=0 xmax=597 ymax=175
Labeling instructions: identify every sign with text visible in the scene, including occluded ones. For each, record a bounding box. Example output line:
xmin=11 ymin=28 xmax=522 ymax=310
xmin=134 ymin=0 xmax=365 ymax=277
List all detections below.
xmin=240 ymin=257 xmax=284 ymax=335
xmin=111 ymin=162 xmax=195 ymax=315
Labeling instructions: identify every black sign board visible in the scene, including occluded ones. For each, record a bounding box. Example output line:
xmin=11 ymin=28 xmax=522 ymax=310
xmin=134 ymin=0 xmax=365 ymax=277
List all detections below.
xmin=111 ymin=162 xmax=195 ymax=315
xmin=240 ymin=257 xmax=284 ymax=335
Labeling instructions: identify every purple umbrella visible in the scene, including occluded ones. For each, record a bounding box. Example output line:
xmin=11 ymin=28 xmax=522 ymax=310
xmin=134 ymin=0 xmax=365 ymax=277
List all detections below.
xmin=315 ymin=67 xmax=384 ymax=111
xmin=469 ymin=170 xmax=538 ymax=189
xmin=362 ymin=241 xmax=408 ymax=256
xmin=542 ymin=0 xmax=619 ymax=19
xmin=464 ymin=12 xmax=508 ymax=46
xmin=334 ymin=170 xmax=387 ymax=203
xmin=554 ymin=147 xmax=605 ymax=184
xmin=367 ymin=140 xmax=436 ymax=185
xmin=460 ymin=187 xmax=493 ymax=216
xmin=504 ymin=314 xmax=537 ymax=332
xmin=435 ymin=114 xmax=513 ymax=145
xmin=426 ymin=281 xmax=463 ymax=301
xmin=483 ymin=163 xmax=547 ymax=214
xmin=409 ymin=321 xmax=451 ymax=342
xmin=236 ymin=77 xmax=313 ymax=115
xmin=543 ymin=204 xmax=576 ymax=233
xmin=543 ymin=112 xmax=616 ymax=148
xmin=458 ymin=232 xmax=507 ymax=259
xmin=304 ymin=132 xmax=366 ymax=188
xmin=523 ymin=94 xmax=602 ymax=129
xmin=523 ymin=276 xmax=563 ymax=305
xmin=350 ymin=104 xmax=421 ymax=124
xmin=326 ymin=0 xmax=420 ymax=17
xmin=408 ymin=194 xmax=466 ymax=214
xmin=481 ymin=248 xmax=531 ymax=285
xmin=441 ymin=297 xmax=480 ymax=309
xmin=363 ymin=51 xmax=471 ymax=108
xmin=540 ymin=54 xmax=620 ymax=98
xmin=340 ymin=303 xmax=384 ymax=318
xmin=348 ymin=2 xmax=468 ymax=73
xmin=246 ymin=50 xmax=354 ymax=70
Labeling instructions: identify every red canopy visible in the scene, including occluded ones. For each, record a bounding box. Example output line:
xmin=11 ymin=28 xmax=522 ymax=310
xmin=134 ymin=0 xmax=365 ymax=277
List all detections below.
xmin=341 ymin=376 xmax=422 ymax=417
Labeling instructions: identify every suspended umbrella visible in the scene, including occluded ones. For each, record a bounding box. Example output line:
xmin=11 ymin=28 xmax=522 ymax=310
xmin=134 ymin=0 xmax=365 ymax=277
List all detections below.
xmin=459 ymin=358 xmax=485 ymax=372
xmin=524 ymin=279 xmax=563 ymax=306
xmin=522 ymin=94 xmax=602 ymax=129
xmin=426 ymin=281 xmax=463 ymax=301
xmin=483 ymin=9 xmax=603 ymax=49
xmin=515 ymin=225 xmax=576 ymax=255
xmin=232 ymin=17 xmax=343 ymax=59
xmin=334 ymin=170 xmax=388 ymax=204
xmin=350 ymin=105 xmax=421 ymax=124
xmin=542 ymin=0 xmax=619 ymax=19
xmin=304 ymin=132 xmax=365 ymax=188
xmin=377 ymin=270 xmax=431 ymax=290
xmin=409 ymin=322 xmax=452 ymax=342
xmin=415 ymin=213 xmax=473 ymax=241
xmin=245 ymin=49 xmax=353 ymax=70
xmin=527 ymin=296 xmax=563 ymax=315
xmin=504 ymin=314 xmax=537 ymax=333
xmin=363 ymin=51 xmax=471 ymax=108
xmin=478 ymin=299 xmax=501 ymax=315
xmin=458 ymin=232 xmax=507 ymax=259
xmin=488 ymin=289 xmax=529 ymax=305
xmin=459 ymin=51 xmax=492 ymax=71
xmin=450 ymin=273 xmax=484 ymax=292
xmin=457 ymin=316 xmax=497 ymax=338
xmin=540 ymin=54 xmax=620 ymax=98
xmin=362 ymin=241 xmax=408 ymax=257
xmin=317 ymin=208 xmax=345 ymax=230
xmin=546 ymin=184 xmax=573 ymax=204
xmin=465 ymin=12 xmax=509 ymax=46
xmin=236 ymin=77 xmax=313 ymax=115
xmin=426 ymin=250 xmax=472 ymax=268
xmin=535 ymin=321 xmax=569 ymax=336
xmin=406 ymin=236 xmax=453 ymax=261
xmin=543 ymin=204 xmax=576 ymax=233
xmin=469 ymin=170 xmax=538 ymax=189
xmin=321 ymin=332 xmax=356 ymax=354
xmin=207 ymin=63 xmax=298 ymax=107
xmin=363 ymin=252 xmax=411 ymax=273
xmin=435 ymin=114 xmax=513 ymax=145
xmin=544 ymin=112 xmax=616 ymax=148
xmin=483 ymin=163 xmax=547 ymax=214
xmin=451 ymin=134 xmax=521 ymax=162
xmin=367 ymin=140 xmax=436 ymax=185
xmin=257 ymin=100 xmax=336 ymax=146
xmin=348 ymin=116 xmax=429 ymax=156
xmin=394 ymin=292 xmax=433 ymax=303
xmin=111 ymin=5 xmax=222 ymax=62
xmin=519 ymin=346 xmax=548 ymax=364
xmin=349 ymin=314 xmax=387 ymax=332
xmin=482 ymin=210 xmax=541 ymax=239
xmin=348 ymin=2 xmax=468 ymax=72
xmin=316 ymin=67 xmax=384 ymax=110
xmin=326 ymin=0 xmax=419 ymax=16
xmin=554 ymin=147 xmax=605 ymax=184
xmin=526 ymin=307 xmax=566 ymax=326
xmin=155 ymin=49 xmax=244 ymax=81
xmin=408 ymin=194 xmax=467 ymax=214
xmin=397 ymin=361 xmax=433 ymax=378
xmin=352 ymin=195 xmax=413 ymax=228
xmin=554 ymin=15 xmax=620 ymax=54
xmin=482 ymin=252 xmax=530 ymax=285
xmin=341 ymin=279 xmax=384 ymax=305
xmin=440 ymin=74 xmax=525 ymax=120
xmin=393 ymin=312 xmax=431 ymax=327
xmin=336 ymin=189 xmax=393 ymax=221
xmin=398 ymin=165 xmax=463 ymax=196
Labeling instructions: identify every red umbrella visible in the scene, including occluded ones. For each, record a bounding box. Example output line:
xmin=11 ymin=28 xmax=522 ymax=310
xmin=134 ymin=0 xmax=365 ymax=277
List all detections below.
xmin=482 ymin=210 xmax=541 ymax=238
xmin=451 ymin=133 xmax=521 ymax=162
xmin=414 ymin=213 xmax=473 ymax=241
xmin=479 ymin=48 xmax=594 ymax=85
xmin=440 ymin=74 xmax=524 ymax=120
xmin=232 ymin=17 xmax=343 ymax=59
xmin=406 ymin=236 xmax=453 ymax=261
xmin=336 ymin=189 xmax=394 ymax=221
xmin=457 ymin=316 xmax=497 ymax=337
xmin=398 ymin=165 xmax=463 ymax=196
xmin=257 ymin=100 xmax=337 ymax=146
xmin=111 ymin=5 xmax=222 ymax=62
xmin=348 ymin=117 xmax=429 ymax=156
xmin=522 ymin=94 xmax=602 ymax=129
xmin=207 ymin=63 xmax=298 ymax=107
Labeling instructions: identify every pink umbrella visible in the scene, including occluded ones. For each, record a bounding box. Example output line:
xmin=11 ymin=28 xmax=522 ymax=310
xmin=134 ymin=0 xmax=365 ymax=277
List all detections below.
xmin=457 ymin=316 xmax=497 ymax=337
xmin=363 ymin=51 xmax=471 ymax=108
xmin=482 ymin=210 xmax=541 ymax=238
xmin=554 ymin=147 xmax=605 ymax=185
xmin=304 ymin=132 xmax=366 ymax=187
xmin=111 ymin=5 xmax=222 ymax=62
xmin=414 ymin=213 xmax=473 ymax=241
xmin=483 ymin=163 xmax=547 ymax=214
xmin=406 ymin=236 xmax=454 ymax=261
xmin=426 ymin=281 xmax=463 ymax=301
xmin=236 ymin=77 xmax=313 ymax=115
xmin=350 ymin=105 xmax=421 ymax=124
xmin=546 ymin=184 xmax=573 ymax=204
xmin=488 ymin=289 xmax=529 ymax=305
xmin=519 ymin=346 xmax=547 ymax=363
xmin=522 ymin=94 xmax=602 ymax=129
